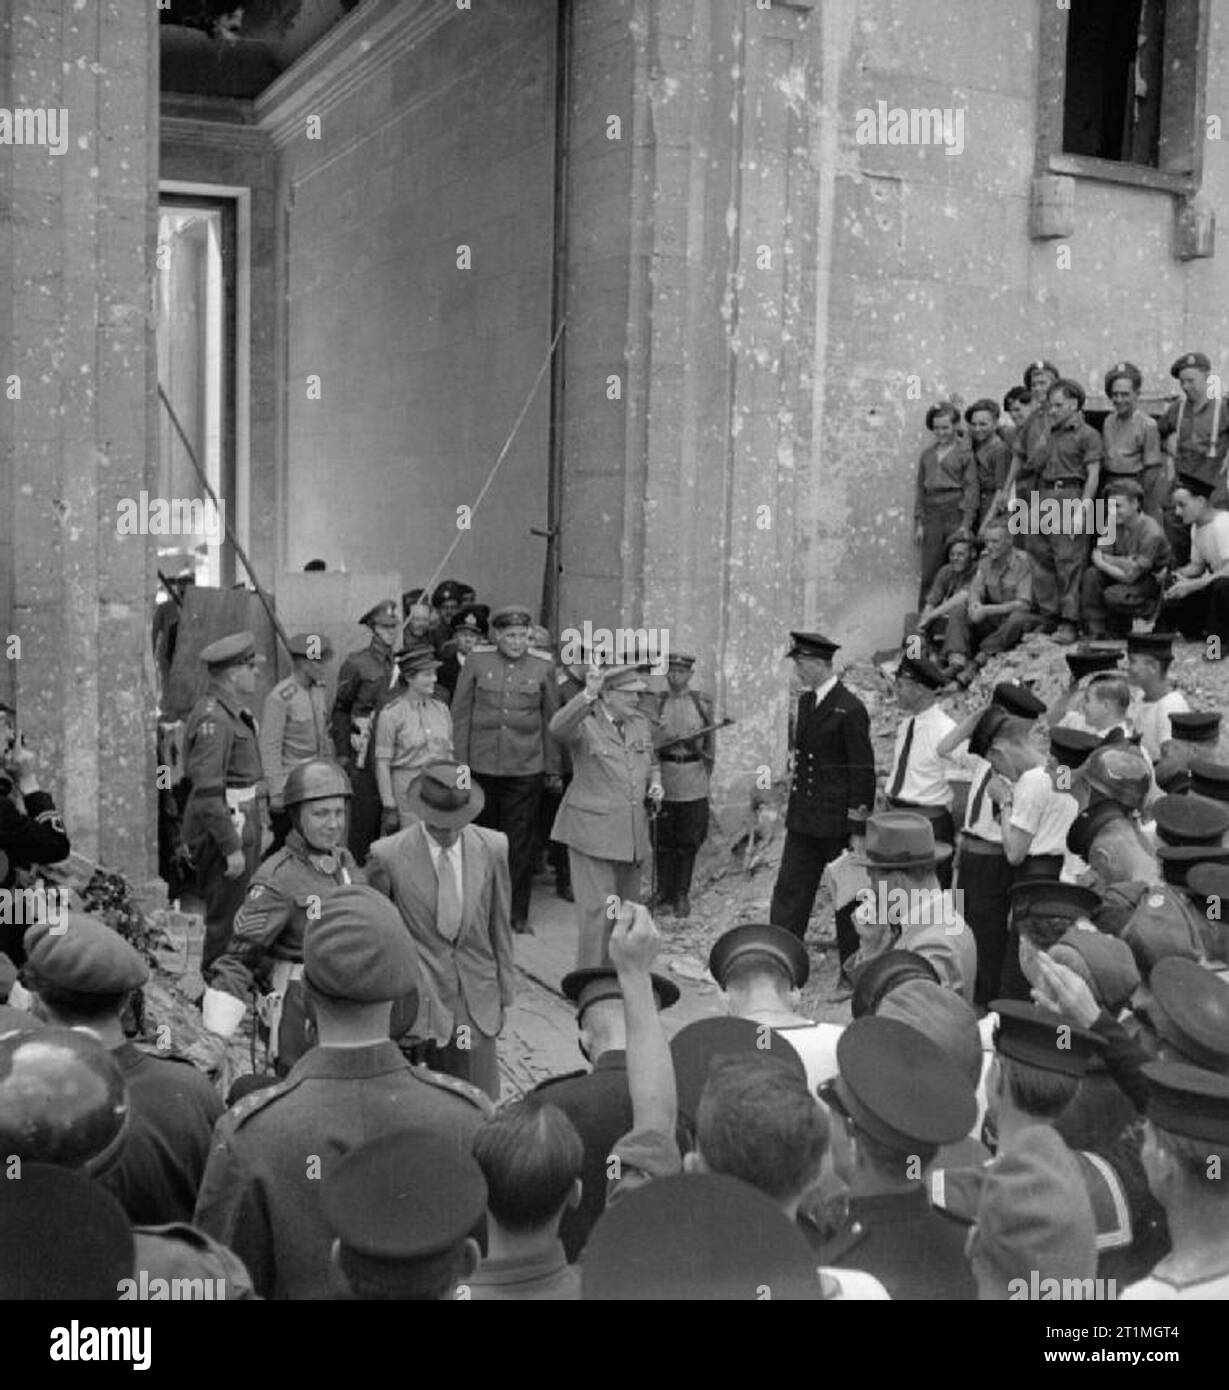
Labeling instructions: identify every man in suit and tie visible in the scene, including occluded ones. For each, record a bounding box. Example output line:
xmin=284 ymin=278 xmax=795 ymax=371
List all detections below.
xmin=768 ymin=631 xmax=875 ymax=969
xmin=366 ymin=760 xmax=515 ymax=1100
xmin=549 ymin=663 xmax=664 ymax=969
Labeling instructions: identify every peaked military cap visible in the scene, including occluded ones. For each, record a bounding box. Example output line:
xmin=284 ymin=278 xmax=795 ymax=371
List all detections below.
xmin=830 ymin=1016 xmax=976 ymax=1148
xmin=1008 ymin=879 xmax=1100 ymax=922
xmin=990 ymin=1000 xmax=1104 ymax=1078
xmin=667 ymin=651 xmax=696 ymax=669
xmin=1159 ymin=843 xmax=1229 ymax=888
xmin=1142 ymin=958 xmax=1229 ymax=1073
xmin=1153 ymin=792 xmax=1229 ymax=846
xmin=582 ymin=1173 xmax=822 ymax=1301
xmin=1168 ymin=711 xmax=1222 ymax=744
xmin=199 ymin=630 xmax=257 ymax=669
xmin=1125 ymin=631 xmax=1174 ymax=660
xmin=23 ymin=914 xmax=149 ymax=995
xmin=1049 ymin=725 xmax=1102 ymax=768
xmin=669 ymin=1016 xmax=806 ymax=1122
xmin=708 ymin=923 xmax=810 ymax=990
xmin=991 ymin=682 xmax=1046 ymax=719
xmin=897 ymin=653 xmax=947 ymax=690
xmin=849 ymin=949 xmax=940 ymax=1019
xmin=490 ymin=605 xmax=533 ymax=629
xmin=1191 ymin=758 xmax=1229 ymax=804
xmin=1170 ymin=351 xmax=1212 ymax=378
xmin=786 ymin=631 xmax=839 ymax=660
xmin=1142 ymin=1061 xmax=1229 ymax=1143
xmin=287 ymin=631 xmax=332 ymax=659
xmin=1065 ymin=646 xmax=1123 ymax=681
xmin=1175 ymin=472 xmax=1216 ymax=499
xmin=450 ymin=604 xmax=490 ymax=634
xmin=1103 ymin=361 xmax=1142 ymax=394
xmin=431 ymin=580 xmax=464 ymax=606
xmin=968 ymin=705 xmax=1010 ymax=759
xmin=359 ymin=600 xmax=400 ymax=628
xmin=560 ymin=965 xmax=679 ymax=1016
xmin=1186 ymin=860 xmax=1229 ymax=909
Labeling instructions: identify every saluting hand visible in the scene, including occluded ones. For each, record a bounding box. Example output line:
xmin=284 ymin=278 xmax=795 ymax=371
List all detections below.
xmin=1031 ymin=952 xmax=1100 ymax=1029
xmin=584 ymin=664 xmax=605 ymax=698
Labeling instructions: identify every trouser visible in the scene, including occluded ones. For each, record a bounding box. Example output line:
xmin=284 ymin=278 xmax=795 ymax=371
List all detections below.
xmin=954 ymin=837 xmax=1012 ymax=1008
xmin=999 ymin=854 xmax=1065 ymax=1000
xmin=919 ymin=499 xmax=965 ymax=608
xmin=1156 ymin=578 xmax=1229 ymax=650
xmin=769 ymin=830 xmax=858 ymax=964
xmin=568 ymin=848 xmax=643 ymax=968
xmin=424 ymin=999 xmax=500 ymax=1101
xmin=346 ymin=757 xmax=383 ymax=865
xmin=1080 ymin=566 xmax=1159 ymax=636
xmin=886 ymin=801 xmax=954 ymax=890
xmin=655 ymin=797 xmax=710 ymax=902
xmin=1029 ymin=491 xmax=1089 ymax=623
xmin=539 ymin=773 xmax=570 ymax=887
xmin=475 ymin=772 xmax=543 ymax=923
xmin=196 ymin=804 xmax=262 ymax=974
xmin=943 ymin=607 xmax=1043 ymax=659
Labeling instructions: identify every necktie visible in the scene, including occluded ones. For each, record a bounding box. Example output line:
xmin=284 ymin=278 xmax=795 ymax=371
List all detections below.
xmin=967 ymin=767 xmax=992 ymax=829
xmin=435 ymin=842 xmax=462 ymax=941
xmin=888 ymin=718 xmax=916 ymax=801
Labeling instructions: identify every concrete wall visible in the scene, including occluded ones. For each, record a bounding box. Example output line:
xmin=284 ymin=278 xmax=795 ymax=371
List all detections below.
xmin=261 ymin=0 xmax=558 ymax=609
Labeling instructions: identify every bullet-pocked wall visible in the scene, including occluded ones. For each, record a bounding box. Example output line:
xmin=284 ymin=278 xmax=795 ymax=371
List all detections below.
xmin=261 ymin=0 xmax=558 ymax=606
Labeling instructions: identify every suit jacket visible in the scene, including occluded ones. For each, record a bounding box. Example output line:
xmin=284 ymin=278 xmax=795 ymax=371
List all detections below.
xmin=365 ymin=822 xmax=515 ymax=1045
xmin=549 ymin=692 xmax=658 ymax=862
xmin=786 ymin=682 xmax=876 ymax=840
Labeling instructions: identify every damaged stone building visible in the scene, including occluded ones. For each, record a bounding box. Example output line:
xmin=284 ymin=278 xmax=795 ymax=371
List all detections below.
xmin=1 ymin=0 xmax=1226 ymax=893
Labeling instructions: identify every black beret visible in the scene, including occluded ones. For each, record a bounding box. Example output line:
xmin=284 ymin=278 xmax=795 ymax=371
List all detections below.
xmin=303 ymin=885 xmax=419 ymax=1003
xmin=708 ymin=923 xmax=809 ymax=990
xmin=990 ymin=1000 xmax=1105 ymax=1078
xmin=1143 ymin=1061 xmax=1229 ymax=1144
xmin=23 ymin=915 xmax=149 ymax=995
xmin=1170 ymin=351 xmax=1212 ymax=378
xmin=1103 ymin=361 xmax=1142 ymax=394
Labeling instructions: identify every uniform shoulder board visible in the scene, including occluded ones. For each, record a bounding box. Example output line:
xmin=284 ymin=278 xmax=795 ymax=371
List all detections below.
xmin=229 ymin=1074 xmax=299 ymax=1128
xmin=533 ymin=1067 xmax=588 ymax=1093
xmin=528 ymin=649 xmax=555 ymax=664
xmin=411 ymin=1062 xmax=495 ymax=1116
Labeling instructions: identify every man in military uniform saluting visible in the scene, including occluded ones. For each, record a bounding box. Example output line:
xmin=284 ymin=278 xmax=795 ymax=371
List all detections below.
xmin=769 ymin=632 xmax=875 ymax=968
xmin=181 ymin=631 xmax=268 ymax=976
xmin=200 ymin=758 xmax=360 ymax=1077
xmin=451 ymin=604 xmax=561 ymax=931
xmin=329 ymin=600 xmax=400 ymax=865
xmin=260 ymin=631 xmax=333 ymax=854
xmin=649 ymin=652 xmax=715 ymax=920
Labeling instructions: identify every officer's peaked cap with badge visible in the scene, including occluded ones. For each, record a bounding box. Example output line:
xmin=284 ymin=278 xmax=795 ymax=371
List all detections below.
xmin=22 ymin=914 xmax=149 ymax=996
xmin=360 ymin=599 xmax=400 ymax=628
xmin=403 ymin=761 xmax=485 ymax=828
xmin=432 ymin=580 xmax=465 ymax=606
xmin=708 ymin=923 xmax=810 ymax=991
xmin=786 ymin=631 xmax=839 ymax=661
xmin=990 ymin=1000 xmax=1104 ymax=1077
xmin=450 ymin=603 xmax=490 ymax=635
xmin=304 ymin=885 xmax=420 ymax=1004
xmin=287 ymin=631 xmax=332 ymax=660
xmin=200 ymin=630 xmax=258 ymax=671
xmin=1170 ymin=351 xmax=1212 ymax=378
xmin=601 ymin=664 xmax=648 ymax=693
xmin=1142 ymin=1060 xmax=1229 ymax=1144
xmin=282 ymin=758 xmax=352 ymax=808
xmin=560 ymin=965 xmax=680 ymax=1019
xmin=669 ymin=1016 xmax=807 ymax=1123
xmin=395 ymin=643 xmax=442 ymax=676
xmin=490 ymin=604 xmax=534 ymax=630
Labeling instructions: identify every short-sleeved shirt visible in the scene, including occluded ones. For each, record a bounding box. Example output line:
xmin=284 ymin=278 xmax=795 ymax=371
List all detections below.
xmin=886 ymin=703 xmax=958 ymax=808
xmin=925 ymin=561 xmax=974 ymax=609
xmin=1095 ymin=511 xmax=1169 ymax=582
xmin=1040 ymin=412 xmax=1103 ymax=484
xmin=969 ymin=549 xmax=1033 ymax=609
xmin=1009 ymin=767 xmax=1078 ymax=857
xmin=1132 ymin=689 xmax=1190 ymax=760
xmin=1190 ymin=510 xmax=1229 ymax=575
xmin=1101 ymin=411 xmax=1164 ymax=476
xmin=373 ymin=693 xmax=453 ymax=771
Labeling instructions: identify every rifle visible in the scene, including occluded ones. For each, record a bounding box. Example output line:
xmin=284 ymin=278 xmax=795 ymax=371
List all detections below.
xmin=654 ymin=717 xmax=735 ymax=754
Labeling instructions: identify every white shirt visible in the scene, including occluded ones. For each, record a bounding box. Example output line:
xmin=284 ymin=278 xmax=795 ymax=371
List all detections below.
xmin=1191 ymin=510 xmax=1229 ymax=574
xmin=1132 ymin=689 xmax=1190 ymax=759
xmin=425 ymin=832 xmax=464 ymax=903
xmin=886 ymin=704 xmax=958 ymax=807
xmin=770 ymin=1021 xmax=844 ymax=1093
xmin=807 ymin=675 xmax=838 ymax=708
xmin=1009 ymin=767 xmax=1078 ymax=858
xmin=962 ymin=755 xmax=1003 ymax=843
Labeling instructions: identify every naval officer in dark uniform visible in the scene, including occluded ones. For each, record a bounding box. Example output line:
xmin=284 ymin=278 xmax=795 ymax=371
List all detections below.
xmin=329 ymin=600 xmax=401 ymax=865
xmin=181 ymin=631 xmax=268 ymax=974
xmin=769 ymin=631 xmax=875 ymax=964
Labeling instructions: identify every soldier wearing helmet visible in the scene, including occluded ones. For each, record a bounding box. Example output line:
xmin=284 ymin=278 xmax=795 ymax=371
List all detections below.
xmin=201 ymin=758 xmax=359 ymax=1075
xmin=1068 ymin=743 xmax=1159 ymax=890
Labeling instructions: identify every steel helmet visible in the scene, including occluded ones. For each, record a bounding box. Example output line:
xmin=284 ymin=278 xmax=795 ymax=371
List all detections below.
xmin=1079 ymin=744 xmax=1152 ymax=812
xmin=283 ymin=759 xmax=352 ymax=808
xmin=0 ymin=1026 xmax=129 ymax=1175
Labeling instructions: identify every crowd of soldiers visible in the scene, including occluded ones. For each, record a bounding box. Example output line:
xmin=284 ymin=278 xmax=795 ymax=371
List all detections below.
xmin=4 ymin=426 xmax=1229 ymax=1298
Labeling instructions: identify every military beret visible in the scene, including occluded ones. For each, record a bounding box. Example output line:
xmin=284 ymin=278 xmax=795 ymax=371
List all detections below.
xmin=1170 ymin=351 xmax=1212 ymax=378
xmin=304 ymin=885 xmax=419 ymax=1003
xmin=321 ymin=1130 xmax=486 ymax=1292
xmin=582 ymin=1172 xmax=822 ymax=1301
xmin=1152 ymin=792 xmax=1229 ymax=847
xmin=1169 ymin=711 xmax=1222 ymax=744
xmin=1159 ymin=843 xmax=1229 ymax=889
xmin=991 ymin=682 xmax=1046 ymax=719
xmin=1048 ymin=724 xmax=1102 ymax=768
xmin=877 ymin=980 xmax=983 ymax=1088
xmin=1008 ymin=880 xmax=1101 ymax=923
xmin=490 ymin=605 xmax=533 ymax=629
xmin=1143 ymin=1060 xmax=1229 ymax=1143
xmin=199 ymin=630 xmax=257 ymax=669
xmin=990 ymin=1000 xmax=1104 ymax=1078
xmin=395 ymin=643 xmax=441 ymax=676
xmin=1104 ymin=361 xmax=1143 ymax=394
xmin=1022 ymin=359 xmax=1060 ymax=387
xmin=23 ymin=914 xmax=149 ymax=995
xmin=0 ymin=1163 xmax=134 ymax=1300
xmin=667 ymin=652 xmax=697 ymax=669
xmin=1064 ymin=646 xmax=1123 ymax=682
xmin=708 ymin=923 xmax=810 ymax=991
xmin=601 ymin=664 xmax=648 ymax=692
xmin=669 ymin=1016 xmax=806 ymax=1123
xmin=972 ymin=1126 xmax=1096 ymax=1288
xmin=1142 ymin=958 xmax=1229 ymax=1073
xmin=1191 ymin=758 xmax=1229 ymax=804
xmin=831 ymin=1016 xmax=976 ymax=1148
xmin=450 ymin=604 xmax=490 ymax=634
xmin=786 ymin=630 xmax=839 ymax=660
xmin=431 ymin=580 xmax=464 ymax=606
xmin=1048 ymin=929 xmax=1140 ymax=1014
xmin=1126 ymin=631 xmax=1174 ymax=660
xmin=1174 ymin=472 xmax=1216 ymax=499
xmin=849 ymin=948 xmax=940 ymax=1019
xmin=896 ymin=653 xmax=947 ymax=691
xmin=287 ymin=631 xmax=332 ymax=660
xmin=560 ymin=965 xmax=679 ymax=1017
xmin=360 ymin=600 xmax=400 ymax=628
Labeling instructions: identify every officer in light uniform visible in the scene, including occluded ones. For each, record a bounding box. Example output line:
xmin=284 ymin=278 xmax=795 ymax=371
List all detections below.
xmin=649 ymin=652 xmax=714 ymax=919
xmin=201 ymin=758 xmax=360 ymax=1075
xmin=260 ymin=631 xmax=333 ymax=853
xmin=181 ymin=630 xmax=268 ymax=974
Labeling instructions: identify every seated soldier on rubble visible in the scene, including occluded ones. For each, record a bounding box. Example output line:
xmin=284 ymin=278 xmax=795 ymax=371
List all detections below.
xmin=943 ymin=521 xmax=1042 ymax=688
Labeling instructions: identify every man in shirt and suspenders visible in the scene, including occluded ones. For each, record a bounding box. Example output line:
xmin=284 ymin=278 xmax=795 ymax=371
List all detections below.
xmin=1159 ymin=351 xmax=1229 ymax=565
xmin=882 ymin=653 xmax=957 ymax=888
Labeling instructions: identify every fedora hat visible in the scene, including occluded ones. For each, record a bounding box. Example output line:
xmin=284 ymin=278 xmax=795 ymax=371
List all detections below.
xmin=403 ymin=761 xmax=485 ymax=828
xmin=853 ymin=811 xmax=952 ymax=869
